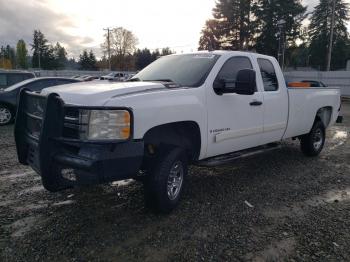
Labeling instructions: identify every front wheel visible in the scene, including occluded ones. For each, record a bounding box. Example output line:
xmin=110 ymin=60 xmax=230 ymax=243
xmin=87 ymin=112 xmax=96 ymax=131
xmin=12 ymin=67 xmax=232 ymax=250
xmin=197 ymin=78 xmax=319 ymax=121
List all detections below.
xmin=143 ymin=147 xmax=188 ymax=213
xmin=300 ymin=120 xmax=326 ymax=157
xmin=0 ymin=105 xmax=14 ymax=126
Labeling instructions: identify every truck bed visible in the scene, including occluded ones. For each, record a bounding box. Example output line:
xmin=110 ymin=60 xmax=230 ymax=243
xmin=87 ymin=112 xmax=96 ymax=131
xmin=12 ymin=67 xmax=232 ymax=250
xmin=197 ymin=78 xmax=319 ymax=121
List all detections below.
xmin=283 ymin=87 xmax=341 ymax=139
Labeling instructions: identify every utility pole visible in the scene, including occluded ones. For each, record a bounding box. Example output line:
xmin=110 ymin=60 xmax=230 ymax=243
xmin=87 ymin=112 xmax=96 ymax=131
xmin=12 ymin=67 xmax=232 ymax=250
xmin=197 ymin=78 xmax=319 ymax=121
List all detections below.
xmin=326 ymin=0 xmax=336 ymax=71
xmin=1 ymin=52 xmax=4 ymax=69
xmin=38 ymin=49 xmax=41 ymax=69
xmin=103 ymin=28 xmax=112 ymax=71
xmin=277 ymin=19 xmax=286 ymax=70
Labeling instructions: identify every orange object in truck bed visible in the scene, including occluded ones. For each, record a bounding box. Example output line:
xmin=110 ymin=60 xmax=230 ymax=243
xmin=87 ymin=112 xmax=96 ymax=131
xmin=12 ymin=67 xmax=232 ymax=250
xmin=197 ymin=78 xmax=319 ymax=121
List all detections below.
xmin=288 ymin=82 xmax=311 ymax=88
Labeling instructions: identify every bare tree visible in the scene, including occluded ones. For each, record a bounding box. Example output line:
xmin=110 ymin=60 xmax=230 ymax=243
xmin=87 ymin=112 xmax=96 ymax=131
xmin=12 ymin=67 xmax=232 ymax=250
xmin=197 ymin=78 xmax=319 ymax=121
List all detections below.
xmin=101 ymin=27 xmax=138 ymax=70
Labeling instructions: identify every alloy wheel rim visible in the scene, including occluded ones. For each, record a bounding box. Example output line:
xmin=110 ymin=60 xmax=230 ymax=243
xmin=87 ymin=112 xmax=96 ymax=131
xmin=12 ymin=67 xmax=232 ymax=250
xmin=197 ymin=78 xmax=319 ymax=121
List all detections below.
xmin=0 ymin=107 xmax=11 ymax=124
xmin=313 ymin=128 xmax=324 ymax=150
xmin=167 ymin=161 xmax=184 ymax=201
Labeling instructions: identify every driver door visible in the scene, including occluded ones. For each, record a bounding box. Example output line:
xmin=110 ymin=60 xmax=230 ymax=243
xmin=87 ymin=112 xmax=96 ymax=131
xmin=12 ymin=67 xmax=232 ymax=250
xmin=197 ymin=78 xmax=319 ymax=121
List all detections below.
xmin=206 ymin=55 xmax=264 ymax=158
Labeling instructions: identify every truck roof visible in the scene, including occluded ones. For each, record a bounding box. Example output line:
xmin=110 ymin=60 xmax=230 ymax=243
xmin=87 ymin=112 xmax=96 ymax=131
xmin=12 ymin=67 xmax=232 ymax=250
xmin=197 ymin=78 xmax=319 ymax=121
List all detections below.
xmin=171 ymin=50 xmax=275 ymax=61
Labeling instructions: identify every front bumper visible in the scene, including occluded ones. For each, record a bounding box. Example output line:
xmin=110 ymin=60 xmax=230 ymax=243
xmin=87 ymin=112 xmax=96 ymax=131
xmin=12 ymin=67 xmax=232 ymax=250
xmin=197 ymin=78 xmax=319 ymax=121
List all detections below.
xmin=14 ymin=90 xmax=144 ymax=192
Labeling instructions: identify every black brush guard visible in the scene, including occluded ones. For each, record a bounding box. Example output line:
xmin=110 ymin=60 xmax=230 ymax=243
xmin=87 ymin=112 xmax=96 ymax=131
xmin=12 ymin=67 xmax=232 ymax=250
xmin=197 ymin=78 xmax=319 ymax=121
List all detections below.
xmin=14 ymin=89 xmax=144 ymax=192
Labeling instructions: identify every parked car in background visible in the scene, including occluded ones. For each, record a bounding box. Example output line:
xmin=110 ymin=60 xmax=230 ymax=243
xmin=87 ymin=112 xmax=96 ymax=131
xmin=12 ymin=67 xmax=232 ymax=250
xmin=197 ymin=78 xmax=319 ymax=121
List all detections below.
xmin=100 ymin=72 xmax=128 ymax=81
xmin=126 ymin=73 xmax=136 ymax=80
xmin=0 ymin=71 xmax=35 ymax=89
xmin=301 ymin=80 xmax=327 ymax=87
xmin=0 ymin=77 xmax=81 ymax=125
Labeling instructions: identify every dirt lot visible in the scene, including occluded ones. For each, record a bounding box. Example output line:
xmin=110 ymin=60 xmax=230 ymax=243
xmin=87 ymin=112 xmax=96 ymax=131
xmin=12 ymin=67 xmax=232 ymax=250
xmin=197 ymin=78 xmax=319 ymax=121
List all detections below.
xmin=0 ymin=102 xmax=349 ymax=262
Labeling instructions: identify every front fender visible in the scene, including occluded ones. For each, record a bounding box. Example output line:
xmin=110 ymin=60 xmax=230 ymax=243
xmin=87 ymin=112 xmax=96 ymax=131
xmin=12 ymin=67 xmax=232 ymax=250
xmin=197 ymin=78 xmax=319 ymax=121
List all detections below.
xmin=104 ymin=87 xmax=208 ymax=159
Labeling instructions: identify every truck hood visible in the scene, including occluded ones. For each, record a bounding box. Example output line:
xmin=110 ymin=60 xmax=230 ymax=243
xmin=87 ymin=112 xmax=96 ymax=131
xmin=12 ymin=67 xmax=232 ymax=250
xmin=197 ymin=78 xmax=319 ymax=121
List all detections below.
xmin=41 ymin=81 xmax=167 ymax=105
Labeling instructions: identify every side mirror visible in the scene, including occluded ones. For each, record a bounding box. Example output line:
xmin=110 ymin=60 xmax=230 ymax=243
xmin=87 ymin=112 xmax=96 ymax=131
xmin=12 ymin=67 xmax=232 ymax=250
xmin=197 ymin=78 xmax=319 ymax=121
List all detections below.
xmin=235 ymin=69 xmax=256 ymax=95
xmin=213 ymin=78 xmax=226 ymax=95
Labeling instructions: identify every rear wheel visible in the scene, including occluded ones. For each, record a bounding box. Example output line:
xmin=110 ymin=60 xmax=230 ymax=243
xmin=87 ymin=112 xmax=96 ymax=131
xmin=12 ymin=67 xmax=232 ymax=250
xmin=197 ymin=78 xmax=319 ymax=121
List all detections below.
xmin=143 ymin=147 xmax=188 ymax=213
xmin=0 ymin=105 xmax=14 ymax=126
xmin=300 ymin=120 xmax=325 ymax=157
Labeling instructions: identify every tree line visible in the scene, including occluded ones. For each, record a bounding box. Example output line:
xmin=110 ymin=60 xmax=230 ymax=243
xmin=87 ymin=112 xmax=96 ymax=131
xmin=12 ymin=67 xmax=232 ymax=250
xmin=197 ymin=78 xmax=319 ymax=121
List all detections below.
xmin=1 ymin=28 xmax=173 ymax=71
xmin=199 ymin=0 xmax=350 ymax=71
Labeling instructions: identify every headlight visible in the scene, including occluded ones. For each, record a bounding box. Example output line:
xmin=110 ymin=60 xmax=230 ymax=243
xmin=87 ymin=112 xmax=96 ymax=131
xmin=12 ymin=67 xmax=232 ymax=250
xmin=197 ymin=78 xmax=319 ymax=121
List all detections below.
xmin=79 ymin=109 xmax=131 ymax=140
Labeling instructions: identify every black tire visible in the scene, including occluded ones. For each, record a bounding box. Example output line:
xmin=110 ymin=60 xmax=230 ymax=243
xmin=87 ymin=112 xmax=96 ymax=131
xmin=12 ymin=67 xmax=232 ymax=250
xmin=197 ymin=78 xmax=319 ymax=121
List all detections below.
xmin=300 ymin=120 xmax=326 ymax=157
xmin=0 ymin=104 xmax=14 ymax=126
xmin=143 ymin=147 xmax=188 ymax=213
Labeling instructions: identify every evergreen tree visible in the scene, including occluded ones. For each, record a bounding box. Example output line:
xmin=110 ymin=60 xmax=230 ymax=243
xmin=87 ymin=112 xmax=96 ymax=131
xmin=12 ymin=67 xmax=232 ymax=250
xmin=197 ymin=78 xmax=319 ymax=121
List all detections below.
xmin=79 ymin=50 xmax=97 ymax=70
xmin=199 ymin=0 xmax=253 ymax=50
xmin=198 ymin=19 xmax=224 ymax=50
xmin=16 ymin=40 xmax=28 ymax=69
xmin=88 ymin=50 xmax=97 ymax=70
xmin=135 ymin=48 xmax=153 ymax=70
xmin=308 ymin=0 xmax=350 ymax=70
xmin=79 ymin=50 xmax=90 ymax=70
xmin=252 ymin=0 xmax=307 ymax=58
xmin=161 ymin=47 xmax=173 ymax=56
xmin=31 ymin=30 xmax=49 ymax=68
xmin=53 ymin=42 xmax=68 ymax=69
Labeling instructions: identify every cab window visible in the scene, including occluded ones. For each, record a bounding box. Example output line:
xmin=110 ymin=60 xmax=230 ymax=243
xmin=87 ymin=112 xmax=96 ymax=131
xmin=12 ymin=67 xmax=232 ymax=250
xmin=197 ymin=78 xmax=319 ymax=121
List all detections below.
xmin=7 ymin=74 xmax=25 ymax=86
xmin=257 ymin=59 xmax=279 ymax=91
xmin=214 ymin=56 xmax=253 ymax=92
xmin=0 ymin=74 xmax=7 ymax=87
xmin=216 ymin=56 xmax=253 ymax=81
xmin=25 ymin=79 xmax=56 ymax=91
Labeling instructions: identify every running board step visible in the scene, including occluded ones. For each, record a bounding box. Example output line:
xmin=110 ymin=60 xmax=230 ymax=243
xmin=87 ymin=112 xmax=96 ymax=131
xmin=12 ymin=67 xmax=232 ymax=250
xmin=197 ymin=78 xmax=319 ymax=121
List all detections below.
xmin=196 ymin=143 xmax=281 ymax=167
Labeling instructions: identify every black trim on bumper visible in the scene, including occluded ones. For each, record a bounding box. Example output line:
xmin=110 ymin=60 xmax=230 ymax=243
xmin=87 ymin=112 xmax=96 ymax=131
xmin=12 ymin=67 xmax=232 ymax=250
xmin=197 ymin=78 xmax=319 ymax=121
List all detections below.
xmin=14 ymin=89 xmax=144 ymax=192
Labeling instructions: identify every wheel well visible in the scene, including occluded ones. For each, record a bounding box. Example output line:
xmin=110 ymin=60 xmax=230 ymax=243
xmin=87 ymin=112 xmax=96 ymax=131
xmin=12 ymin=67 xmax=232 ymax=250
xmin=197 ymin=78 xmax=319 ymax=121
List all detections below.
xmin=143 ymin=121 xmax=201 ymax=162
xmin=315 ymin=107 xmax=332 ymax=128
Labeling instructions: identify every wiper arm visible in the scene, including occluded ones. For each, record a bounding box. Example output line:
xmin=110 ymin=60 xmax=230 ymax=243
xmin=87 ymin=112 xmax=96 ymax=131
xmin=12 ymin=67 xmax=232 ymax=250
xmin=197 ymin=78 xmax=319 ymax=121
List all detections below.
xmin=127 ymin=77 xmax=141 ymax=82
xmin=145 ymin=79 xmax=182 ymax=88
xmin=148 ymin=79 xmax=173 ymax=82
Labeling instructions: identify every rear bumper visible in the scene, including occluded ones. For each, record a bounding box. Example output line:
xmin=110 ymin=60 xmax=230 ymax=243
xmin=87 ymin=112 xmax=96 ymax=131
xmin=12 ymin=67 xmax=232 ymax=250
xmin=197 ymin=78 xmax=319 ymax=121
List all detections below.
xmin=14 ymin=90 xmax=144 ymax=191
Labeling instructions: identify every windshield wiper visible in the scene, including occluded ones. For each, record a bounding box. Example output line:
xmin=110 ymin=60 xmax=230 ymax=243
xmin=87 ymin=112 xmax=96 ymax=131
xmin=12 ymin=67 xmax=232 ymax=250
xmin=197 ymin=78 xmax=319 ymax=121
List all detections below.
xmin=146 ymin=79 xmax=175 ymax=83
xmin=145 ymin=79 xmax=182 ymax=88
xmin=127 ymin=77 xmax=141 ymax=82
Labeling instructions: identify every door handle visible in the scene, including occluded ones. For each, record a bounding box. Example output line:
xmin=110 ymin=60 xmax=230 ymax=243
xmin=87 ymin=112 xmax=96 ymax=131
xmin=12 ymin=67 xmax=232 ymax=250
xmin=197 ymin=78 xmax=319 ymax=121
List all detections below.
xmin=250 ymin=101 xmax=263 ymax=106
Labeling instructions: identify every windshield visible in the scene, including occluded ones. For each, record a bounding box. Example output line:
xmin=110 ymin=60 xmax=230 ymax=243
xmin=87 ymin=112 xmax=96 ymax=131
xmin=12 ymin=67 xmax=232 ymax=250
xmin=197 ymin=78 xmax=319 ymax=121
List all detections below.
xmin=132 ymin=53 xmax=220 ymax=87
xmin=4 ymin=78 xmax=36 ymax=91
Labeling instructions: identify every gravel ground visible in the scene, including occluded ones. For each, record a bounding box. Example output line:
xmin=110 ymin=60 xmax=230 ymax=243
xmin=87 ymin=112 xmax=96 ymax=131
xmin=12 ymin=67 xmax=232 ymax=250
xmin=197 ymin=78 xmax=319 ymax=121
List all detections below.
xmin=0 ymin=102 xmax=349 ymax=262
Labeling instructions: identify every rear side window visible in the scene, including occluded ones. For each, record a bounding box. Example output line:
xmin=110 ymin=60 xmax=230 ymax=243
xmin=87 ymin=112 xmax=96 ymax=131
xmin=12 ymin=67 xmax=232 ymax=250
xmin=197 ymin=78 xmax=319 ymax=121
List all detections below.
xmin=258 ymin=59 xmax=279 ymax=91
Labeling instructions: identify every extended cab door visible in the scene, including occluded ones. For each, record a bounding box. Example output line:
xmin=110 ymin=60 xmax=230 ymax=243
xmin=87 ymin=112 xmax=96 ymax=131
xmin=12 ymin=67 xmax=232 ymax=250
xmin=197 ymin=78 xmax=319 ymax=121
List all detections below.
xmin=206 ymin=55 xmax=265 ymax=158
xmin=255 ymin=56 xmax=289 ymax=144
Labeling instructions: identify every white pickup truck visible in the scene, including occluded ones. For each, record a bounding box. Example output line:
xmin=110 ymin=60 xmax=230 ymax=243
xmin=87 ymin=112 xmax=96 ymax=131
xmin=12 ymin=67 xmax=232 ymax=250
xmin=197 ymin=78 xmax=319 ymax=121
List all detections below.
xmin=15 ymin=51 xmax=342 ymax=213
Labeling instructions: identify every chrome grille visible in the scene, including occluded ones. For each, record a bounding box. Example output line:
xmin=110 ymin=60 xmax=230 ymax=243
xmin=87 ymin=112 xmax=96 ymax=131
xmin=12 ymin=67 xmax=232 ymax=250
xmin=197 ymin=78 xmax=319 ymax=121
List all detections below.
xmin=63 ymin=107 xmax=82 ymax=139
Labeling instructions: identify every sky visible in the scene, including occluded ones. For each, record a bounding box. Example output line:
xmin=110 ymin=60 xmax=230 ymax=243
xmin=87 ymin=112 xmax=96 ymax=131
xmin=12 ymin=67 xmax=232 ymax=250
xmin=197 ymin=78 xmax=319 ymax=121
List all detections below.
xmin=0 ymin=0 xmax=347 ymax=58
